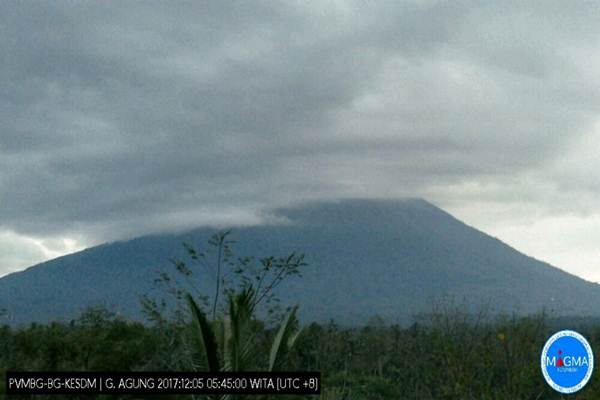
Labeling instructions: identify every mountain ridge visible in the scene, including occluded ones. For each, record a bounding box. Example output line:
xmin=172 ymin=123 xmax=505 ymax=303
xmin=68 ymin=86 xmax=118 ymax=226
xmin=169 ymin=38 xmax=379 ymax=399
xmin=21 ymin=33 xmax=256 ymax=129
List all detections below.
xmin=1 ymin=198 xmax=599 ymax=325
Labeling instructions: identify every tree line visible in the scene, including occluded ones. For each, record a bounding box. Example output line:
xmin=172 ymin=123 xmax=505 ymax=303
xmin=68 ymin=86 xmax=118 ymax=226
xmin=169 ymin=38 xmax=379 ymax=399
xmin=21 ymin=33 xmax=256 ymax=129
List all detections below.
xmin=1 ymin=232 xmax=598 ymax=399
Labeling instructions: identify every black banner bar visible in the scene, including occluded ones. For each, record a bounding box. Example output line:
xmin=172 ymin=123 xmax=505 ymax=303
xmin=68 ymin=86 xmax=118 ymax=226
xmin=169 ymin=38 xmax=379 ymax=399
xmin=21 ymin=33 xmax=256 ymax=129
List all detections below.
xmin=5 ymin=371 xmax=321 ymax=395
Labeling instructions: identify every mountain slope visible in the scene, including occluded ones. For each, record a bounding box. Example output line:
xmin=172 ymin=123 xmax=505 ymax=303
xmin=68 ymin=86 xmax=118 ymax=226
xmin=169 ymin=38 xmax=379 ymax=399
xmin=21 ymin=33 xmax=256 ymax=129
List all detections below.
xmin=1 ymin=198 xmax=599 ymax=325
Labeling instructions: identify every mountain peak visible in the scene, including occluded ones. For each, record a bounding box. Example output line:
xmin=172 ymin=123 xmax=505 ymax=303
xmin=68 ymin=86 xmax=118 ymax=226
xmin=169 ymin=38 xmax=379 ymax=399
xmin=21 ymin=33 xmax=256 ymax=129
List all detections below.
xmin=273 ymin=197 xmax=441 ymax=225
xmin=1 ymin=198 xmax=599 ymax=325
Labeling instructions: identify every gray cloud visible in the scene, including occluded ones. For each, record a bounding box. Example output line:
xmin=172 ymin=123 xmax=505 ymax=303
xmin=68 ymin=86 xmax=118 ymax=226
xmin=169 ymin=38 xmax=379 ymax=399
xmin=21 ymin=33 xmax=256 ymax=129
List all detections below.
xmin=2 ymin=1 xmax=600 ymax=276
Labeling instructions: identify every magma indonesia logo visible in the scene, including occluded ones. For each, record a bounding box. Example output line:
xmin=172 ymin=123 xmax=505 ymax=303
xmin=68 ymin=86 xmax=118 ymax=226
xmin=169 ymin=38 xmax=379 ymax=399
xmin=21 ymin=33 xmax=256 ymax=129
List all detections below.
xmin=541 ymin=330 xmax=594 ymax=394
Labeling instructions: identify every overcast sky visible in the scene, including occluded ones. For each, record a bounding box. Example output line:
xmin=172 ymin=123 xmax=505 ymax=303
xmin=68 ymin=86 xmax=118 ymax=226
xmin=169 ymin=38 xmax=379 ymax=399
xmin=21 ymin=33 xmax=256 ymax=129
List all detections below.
xmin=2 ymin=1 xmax=600 ymax=281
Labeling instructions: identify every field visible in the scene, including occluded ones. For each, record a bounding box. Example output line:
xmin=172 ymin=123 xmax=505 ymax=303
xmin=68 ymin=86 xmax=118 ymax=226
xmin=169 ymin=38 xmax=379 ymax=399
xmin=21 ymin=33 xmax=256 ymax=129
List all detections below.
xmin=2 ymin=307 xmax=599 ymax=399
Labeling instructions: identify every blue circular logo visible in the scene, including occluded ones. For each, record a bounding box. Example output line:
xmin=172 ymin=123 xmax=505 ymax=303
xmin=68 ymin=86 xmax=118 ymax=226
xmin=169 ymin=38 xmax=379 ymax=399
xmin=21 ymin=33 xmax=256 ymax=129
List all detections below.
xmin=541 ymin=330 xmax=594 ymax=394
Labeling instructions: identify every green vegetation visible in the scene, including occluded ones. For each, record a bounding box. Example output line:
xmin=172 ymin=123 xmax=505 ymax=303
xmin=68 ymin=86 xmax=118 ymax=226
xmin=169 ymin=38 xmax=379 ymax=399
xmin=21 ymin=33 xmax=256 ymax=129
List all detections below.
xmin=3 ymin=310 xmax=600 ymax=399
xmin=2 ymin=232 xmax=599 ymax=399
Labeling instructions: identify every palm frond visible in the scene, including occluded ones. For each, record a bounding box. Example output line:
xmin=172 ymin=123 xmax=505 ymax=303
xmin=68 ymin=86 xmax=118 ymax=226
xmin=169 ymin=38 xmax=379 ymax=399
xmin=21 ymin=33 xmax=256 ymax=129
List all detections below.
xmin=186 ymin=293 xmax=220 ymax=372
xmin=269 ymin=305 xmax=300 ymax=371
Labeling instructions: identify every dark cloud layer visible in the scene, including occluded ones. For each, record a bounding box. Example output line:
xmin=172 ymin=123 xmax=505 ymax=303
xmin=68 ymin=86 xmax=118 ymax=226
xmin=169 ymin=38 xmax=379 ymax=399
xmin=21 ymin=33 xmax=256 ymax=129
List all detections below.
xmin=2 ymin=1 xmax=600 ymax=276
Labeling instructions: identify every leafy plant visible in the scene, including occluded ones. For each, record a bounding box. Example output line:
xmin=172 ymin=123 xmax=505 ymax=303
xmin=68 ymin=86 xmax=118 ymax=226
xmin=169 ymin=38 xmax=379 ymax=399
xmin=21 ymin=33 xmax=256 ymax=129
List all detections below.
xmin=186 ymin=288 xmax=301 ymax=373
xmin=142 ymin=231 xmax=306 ymax=325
